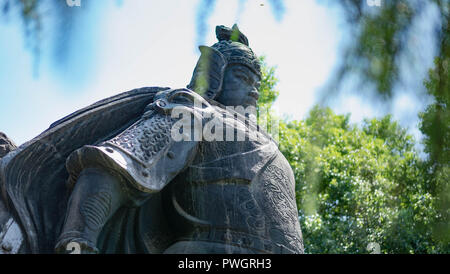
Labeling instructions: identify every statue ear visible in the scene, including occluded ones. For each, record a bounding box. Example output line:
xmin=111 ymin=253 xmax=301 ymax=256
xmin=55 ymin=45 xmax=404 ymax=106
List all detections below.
xmin=187 ymin=46 xmax=227 ymax=100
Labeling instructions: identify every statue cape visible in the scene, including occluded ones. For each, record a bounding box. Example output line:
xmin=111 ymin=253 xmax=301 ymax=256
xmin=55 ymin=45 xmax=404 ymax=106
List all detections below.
xmin=0 ymin=86 xmax=169 ymax=253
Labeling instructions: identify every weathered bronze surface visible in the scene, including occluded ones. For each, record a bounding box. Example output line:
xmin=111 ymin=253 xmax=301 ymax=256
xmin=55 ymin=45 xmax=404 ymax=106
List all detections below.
xmin=0 ymin=25 xmax=304 ymax=254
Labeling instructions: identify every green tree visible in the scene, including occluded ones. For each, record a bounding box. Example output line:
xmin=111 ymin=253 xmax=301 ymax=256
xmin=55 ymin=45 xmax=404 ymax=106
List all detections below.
xmin=327 ymin=0 xmax=450 ymax=252
xmin=419 ymin=54 xmax=450 ymax=251
xmin=256 ymin=56 xmax=280 ymax=137
xmin=258 ymin=58 xmax=447 ymax=254
xmin=257 ymin=56 xmax=279 ymax=110
xmin=279 ymin=107 xmax=443 ymax=253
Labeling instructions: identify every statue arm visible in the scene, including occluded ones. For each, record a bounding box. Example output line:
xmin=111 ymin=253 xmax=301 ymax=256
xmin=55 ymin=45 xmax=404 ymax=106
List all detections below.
xmin=56 ymin=89 xmax=203 ymax=253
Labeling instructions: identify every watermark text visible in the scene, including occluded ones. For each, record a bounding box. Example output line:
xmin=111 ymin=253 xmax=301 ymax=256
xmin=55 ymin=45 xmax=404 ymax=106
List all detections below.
xmin=66 ymin=0 xmax=81 ymax=7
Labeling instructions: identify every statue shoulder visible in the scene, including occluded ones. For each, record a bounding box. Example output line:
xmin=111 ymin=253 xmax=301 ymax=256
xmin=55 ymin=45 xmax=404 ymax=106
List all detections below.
xmin=148 ymin=88 xmax=210 ymax=115
xmin=66 ymin=88 xmax=204 ymax=193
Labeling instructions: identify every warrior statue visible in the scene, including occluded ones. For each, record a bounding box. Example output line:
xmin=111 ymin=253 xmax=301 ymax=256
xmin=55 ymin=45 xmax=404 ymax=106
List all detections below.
xmin=0 ymin=25 xmax=304 ymax=254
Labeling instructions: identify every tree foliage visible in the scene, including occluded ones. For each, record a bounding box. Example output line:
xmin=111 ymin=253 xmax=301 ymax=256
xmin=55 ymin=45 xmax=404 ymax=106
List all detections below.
xmin=418 ymin=56 xmax=450 ymax=250
xmin=281 ymin=110 xmax=445 ymax=253
xmin=259 ymin=57 xmax=449 ymax=254
xmin=326 ymin=0 xmax=449 ymax=99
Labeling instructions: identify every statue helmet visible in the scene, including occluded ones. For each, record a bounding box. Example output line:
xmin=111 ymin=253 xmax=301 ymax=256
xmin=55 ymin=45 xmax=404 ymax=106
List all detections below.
xmin=187 ymin=24 xmax=262 ymax=100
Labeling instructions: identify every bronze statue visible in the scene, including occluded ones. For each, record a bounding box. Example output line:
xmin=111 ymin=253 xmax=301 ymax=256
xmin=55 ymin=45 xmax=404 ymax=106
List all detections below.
xmin=0 ymin=25 xmax=304 ymax=254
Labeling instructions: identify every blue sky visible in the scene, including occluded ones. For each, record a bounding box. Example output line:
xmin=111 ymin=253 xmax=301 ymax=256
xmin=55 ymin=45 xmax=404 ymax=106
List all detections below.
xmin=0 ymin=0 xmax=437 ymax=147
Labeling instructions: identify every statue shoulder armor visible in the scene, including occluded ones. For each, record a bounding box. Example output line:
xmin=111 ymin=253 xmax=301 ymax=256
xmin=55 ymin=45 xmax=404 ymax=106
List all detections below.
xmin=66 ymin=88 xmax=203 ymax=193
xmin=149 ymin=88 xmax=210 ymax=115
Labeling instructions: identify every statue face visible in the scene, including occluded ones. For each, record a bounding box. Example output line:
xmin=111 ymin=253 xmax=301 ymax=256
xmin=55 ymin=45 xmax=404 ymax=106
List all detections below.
xmin=215 ymin=64 xmax=261 ymax=108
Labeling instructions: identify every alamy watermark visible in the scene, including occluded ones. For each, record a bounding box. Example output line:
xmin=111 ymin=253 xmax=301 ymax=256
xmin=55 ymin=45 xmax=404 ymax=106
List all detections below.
xmin=169 ymin=98 xmax=279 ymax=143
xmin=66 ymin=241 xmax=81 ymax=254
xmin=367 ymin=0 xmax=382 ymax=7
xmin=367 ymin=242 xmax=381 ymax=254
xmin=66 ymin=0 xmax=81 ymax=7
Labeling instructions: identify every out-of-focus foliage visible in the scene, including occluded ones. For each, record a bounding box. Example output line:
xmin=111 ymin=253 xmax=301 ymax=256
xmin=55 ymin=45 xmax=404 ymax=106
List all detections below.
xmin=332 ymin=0 xmax=450 ymax=251
xmin=2 ymin=0 xmax=286 ymax=58
xmin=259 ymin=58 xmax=448 ymax=254
xmin=419 ymin=56 xmax=450 ymax=250
xmin=419 ymin=16 xmax=449 ymax=169
xmin=326 ymin=2 xmax=449 ymax=199
xmin=1 ymin=0 xmax=42 ymax=56
xmin=1 ymin=0 xmax=88 ymax=69
xmin=328 ymin=0 xmax=416 ymax=99
xmin=326 ymin=0 xmax=449 ymax=99
xmin=417 ymin=1 xmax=449 ymax=248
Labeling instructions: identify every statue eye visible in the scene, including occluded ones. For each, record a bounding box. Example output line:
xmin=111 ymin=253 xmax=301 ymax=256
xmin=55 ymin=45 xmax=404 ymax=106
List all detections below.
xmin=236 ymin=73 xmax=256 ymax=87
xmin=236 ymin=73 xmax=250 ymax=83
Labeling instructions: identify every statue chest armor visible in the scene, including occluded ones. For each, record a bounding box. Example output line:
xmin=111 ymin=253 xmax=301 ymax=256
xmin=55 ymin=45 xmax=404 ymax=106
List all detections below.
xmin=163 ymin=139 xmax=304 ymax=253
